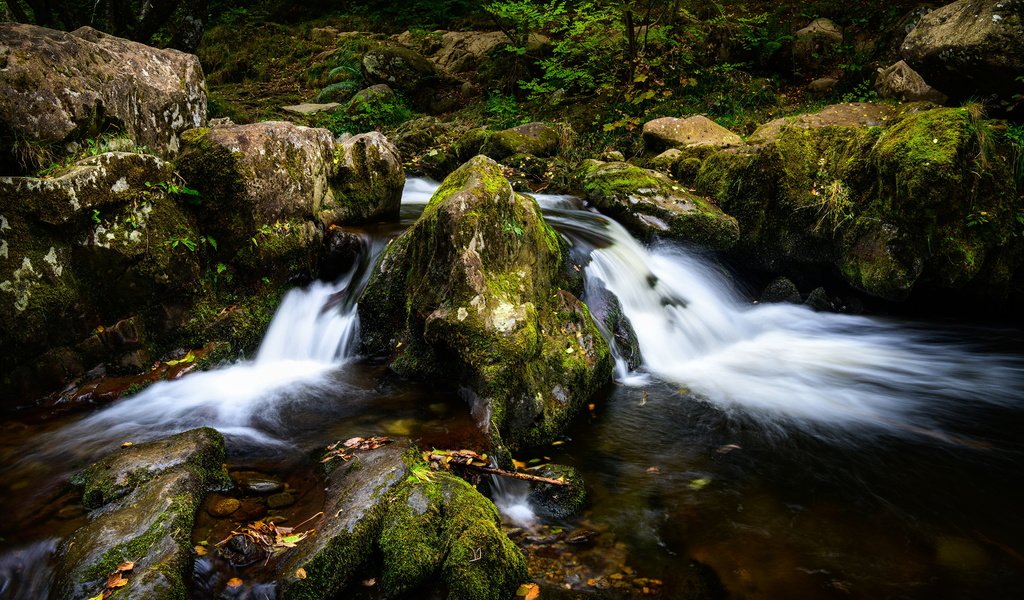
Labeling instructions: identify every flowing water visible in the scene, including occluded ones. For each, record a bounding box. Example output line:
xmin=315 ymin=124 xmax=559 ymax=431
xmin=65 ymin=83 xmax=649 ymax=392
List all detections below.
xmin=1 ymin=179 xmax=1022 ymax=599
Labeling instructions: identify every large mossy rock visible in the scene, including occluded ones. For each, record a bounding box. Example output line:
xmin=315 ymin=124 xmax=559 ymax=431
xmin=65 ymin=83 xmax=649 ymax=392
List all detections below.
xmin=576 ymin=159 xmax=740 ymax=250
xmin=359 ymin=156 xmax=612 ymax=450
xmin=0 ymin=24 xmax=206 ymax=172
xmin=277 ymin=443 xmax=527 ymax=600
xmin=902 ymin=0 xmax=1024 ymax=102
xmin=641 ymin=116 xmax=743 ymax=153
xmin=480 ymin=122 xmax=564 ymax=160
xmin=0 ymin=151 xmax=206 ymax=405
xmin=694 ymin=104 xmax=1022 ymax=303
xmin=362 ymin=43 xmax=462 ymax=113
xmin=326 ymin=132 xmax=405 ymax=224
xmin=55 ymin=428 xmax=229 ymax=600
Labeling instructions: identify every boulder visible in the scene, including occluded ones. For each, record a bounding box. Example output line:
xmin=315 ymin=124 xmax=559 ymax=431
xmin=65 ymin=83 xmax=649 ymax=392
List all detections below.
xmin=276 ymin=442 xmax=527 ymax=600
xmin=325 ymin=132 xmax=405 ymax=224
xmin=0 ymin=24 xmax=206 ymax=172
xmin=576 ymin=159 xmax=740 ymax=250
xmin=694 ymin=105 xmax=1022 ymax=303
xmin=760 ymin=277 xmax=803 ymax=304
xmin=362 ymin=43 xmax=462 ymax=112
xmin=347 ymin=83 xmax=398 ymax=111
xmin=359 ymin=156 xmax=612 ymax=450
xmin=526 ymin=464 xmax=587 ymax=520
xmin=281 ymin=102 xmax=342 ymax=116
xmin=793 ymin=18 xmax=844 ymax=73
xmin=749 ymin=102 xmax=899 ymax=144
xmin=55 ymin=428 xmax=228 ymax=599
xmin=642 ymin=116 xmax=743 ymax=153
xmin=901 ymin=0 xmax=1024 ymax=102
xmin=481 ymin=122 xmax=564 ymax=160
xmin=807 ymin=77 xmax=840 ymax=96
xmin=875 ymin=60 xmax=949 ymax=103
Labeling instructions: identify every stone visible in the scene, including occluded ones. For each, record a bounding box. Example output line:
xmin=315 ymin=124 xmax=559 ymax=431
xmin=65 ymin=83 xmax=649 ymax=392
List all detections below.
xmin=55 ymin=428 xmax=228 ymax=600
xmin=760 ymin=277 xmax=802 ymax=304
xmin=808 ymin=77 xmax=839 ymax=96
xmin=748 ymin=102 xmax=899 ymax=144
xmin=527 ymin=464 xmax=587 ymax=520
xmin=642 ymin=116 xmax=743 ymax=153
xmin=576 ymin=159 xmax=740 ymax=250
xmin=230 ymin=471 xmax=284 ymax=495
xmin=875 ymin=60 xmax=948 ymax=103
xmin=901 ymin=0 xmax=1024 ymax=102
xmin=281 ymin=102 xmax=342 ymax=115
xmin=480 ymin=122 xmax=563 ymax=160
xmin=276 ymin=442 xmax=527 ymax=600
xmin=793 ymin=18 xmax=844 ymax=73
xmin=324 ymin=132 xmax=405 ymax=224
xmin=207 ymin=496 xmax=241 ymax=518
xmin=0 ymin=23 xmax=206 ymax=172
xmin=359 ymin=156 xmax=612 ymax=451
xmin=266 ymin=492 xmax=296 ymax=509
xmin=362 ymin=43 xmax=462 ymax=113
xmin=347 ymin=84 xmax=397 ymax=111
xmin=804 ymin=287 xmax=836 ymax=312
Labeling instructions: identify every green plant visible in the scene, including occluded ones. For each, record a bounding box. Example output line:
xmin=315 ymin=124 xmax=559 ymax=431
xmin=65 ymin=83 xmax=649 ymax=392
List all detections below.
xmin=91 ymin=209 xmax=101 ymax=225
xmin=485 ymin=93 xmax=527 ymax=128
xmin=966 ymin=211 xmax=991 ymax=227
xmin=840 ymin=79 xmax=878 ymax=103
xmin=811 ymin=180 xmax=854 ymax=235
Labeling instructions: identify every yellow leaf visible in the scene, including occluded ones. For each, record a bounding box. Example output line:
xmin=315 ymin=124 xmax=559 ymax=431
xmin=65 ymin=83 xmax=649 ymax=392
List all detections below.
xmin=227 ymin=577 xmax=243 ymax=588
xmin=517 ymin=583 xmax=541 ymax=599
xmin=296 ymin=567 xmax=307 ymax=580
xmin=194 ymin=545 xmax=207 ymax=556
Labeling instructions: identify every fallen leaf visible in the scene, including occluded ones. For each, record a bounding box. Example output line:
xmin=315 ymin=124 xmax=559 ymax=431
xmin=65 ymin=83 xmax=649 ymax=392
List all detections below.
xmin=120 ymin=441 xmax=134 ymax=448
xmin=295 ymin=567 xmax=307 ymax=580
xmin=689 ymin=478 xmax=711 ymax=490
xmin=226 ymin=577 xmax=243 ymax=588
xmin=361 ymin=578 xmax=376 ymax=587
xmin=194 ymin=545 xmax=207 ymax=556
xmin=105 ymin=574 xmax=128 ymax=589
xmin=517 ymin=582 xmax=541 ymax=599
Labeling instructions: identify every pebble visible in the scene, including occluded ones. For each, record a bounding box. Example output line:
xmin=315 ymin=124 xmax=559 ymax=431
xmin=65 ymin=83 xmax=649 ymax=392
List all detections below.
xmin=267 ymin=492 xmax=296 ymax=509
xmin=230 ymin=471 xmax=284 ymax=495
xmin=207 ymin=497 xmax=241 ymax=518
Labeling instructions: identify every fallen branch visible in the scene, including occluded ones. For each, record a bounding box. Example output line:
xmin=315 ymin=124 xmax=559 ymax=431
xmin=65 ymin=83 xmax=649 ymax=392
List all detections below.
xmin=424 ymin=450 xmax=567 ymax=487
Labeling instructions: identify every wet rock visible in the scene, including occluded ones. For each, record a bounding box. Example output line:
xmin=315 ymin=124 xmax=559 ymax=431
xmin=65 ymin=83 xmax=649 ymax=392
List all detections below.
xmin=207 ymin=496 xmax=241 ymax=518
xmin=575 ymin=159 xmax=740 ymax=251
xmin=276 ymin=442 xmax=527 ymax=600
xmin=0 ymin=23 xmax=206 ymax=172
xmin=760 ymin=277 xmax=802 ymax=304
xmin=748 ymin=102 xmax=898 ymax=144
xmin=527 ymin=464 xmax=587 ymax=520
xmin=875 ymin=60 xmax=948 ymax=103
xmin=804 ymin=287 xmax=836 ymax=312
xmin=642 ymin=116 xmax=743 ymax=153
xmin=267 ymin=492 xmax=296 ymax=509
xmin=901 ymin=0 xmax=1024 ymax=102
xmin=585 ymin=278 xmax=641 ymax=370
xmin=55 ymin=428 xmax=229 ymax=600
xmin=359 ymin=156 xmax=612 ymax=450
xmin=230 ymin=471 xmax=284 ymax=495
xmin=324 ymin=131 xmax=405 ymax=224
xmin=481 ymin=122 xmax=564 ymax=160
xmin=321 ymin=227 xmax=366 ymax=280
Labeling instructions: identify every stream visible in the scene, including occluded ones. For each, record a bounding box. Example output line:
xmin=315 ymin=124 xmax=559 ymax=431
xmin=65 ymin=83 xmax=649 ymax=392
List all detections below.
xmin=1 ymin=178 xmax=1022 ymax=599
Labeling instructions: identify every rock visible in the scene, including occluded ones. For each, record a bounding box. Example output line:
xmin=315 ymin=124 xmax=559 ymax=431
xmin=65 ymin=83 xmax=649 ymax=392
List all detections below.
xmin=276 ymin=442 xmax=527 ymax=600
xmin=481 ymin=122 xmax=564 ymax=160
xmin=807 ymin=77 xmax=839 ymax=96
xmin=362 ymin=43 xmax=462 ymax=113
xmin=359 ymin=156 xmax=612 ymax=450
xmin=600 ymin=150 xmax=626 ymax=162
xmin=321 ymin=227 xmax=366 ymax=281
xmin=575 ymin=159 xmax=740 ymax=250
xmin=230 ymin=471 xmax=284 ymax=495
xmin=207 ymin=496 xmax=241 ymax=518
xmin=585 ymin=277 xmax=641 ymax=371
xmin=347 ymin=84 xmax=397 ymax=112
xmin=281 ymin=102 xmax=342 ymax=115
xmin=428 ymin=30 xmax=546 ymax=74
xmin=642 ymin=116 xmax=743 ymax=153
xmin=55 ymin=428 xmax=228 ymax=600
xmin=324 ymin=131 xmax=405 ymax=224
xmin=901 ymin=0 xmax=1024 ymax=102
xmin=804 ymin=287 xmax=836 ymax=311
xmin=650 ymin=148 xmax=685 ymax=171
xmin=266 ymin=492 xmax=296 ymax=509
xmin=749 ymin=102 xmax=899 ymax=144
xmin=760 ymin=277 xmax=802 ymax=304
xmin=793 ymin=18 xmax=844 ymax=73
xmin=526 ymin=464 xmax=587 ymax=520
xmin=694 ymin=105 xmax=1021 ymax=304
xmin=0 ymin=24 xmax=206 ymax=172
xmin=875 ymin=60 xmax=948 ymax=103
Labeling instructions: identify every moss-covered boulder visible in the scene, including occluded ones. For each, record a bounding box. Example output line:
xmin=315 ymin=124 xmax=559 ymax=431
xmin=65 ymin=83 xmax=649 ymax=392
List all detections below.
xmin=480 ymin=122 xmax=564 ymax=160
xmin=0 ymin=23 xmax=206 ymax=173
xmin=277 ymin=443 xmax=527 ymax=600
xmin=55 ymin=428 xmax=229 ymax=600
xmin=527 ymin=464 xmax=587 ymax=520
xmin=694 ymin=105 xmax=1023 ymax=304
xmin=359 ymin=156 xmax=612 ymax=450
xmin=362 ymin=43 xmax=462 ymax=113
xmin=0 ymin=151 xmax=206 ymax=406
xmin=575 ymin=159 xmax=740 ymax=250
xmin=323 ymin=132 xmax=405 ymax=224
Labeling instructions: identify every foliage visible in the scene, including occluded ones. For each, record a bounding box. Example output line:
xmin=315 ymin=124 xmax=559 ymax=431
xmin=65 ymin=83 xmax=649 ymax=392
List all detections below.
xmin=313 ymin=96 xmax=413 ymax=135
xmin=485 ymin=93 xmax=529 ymax=129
